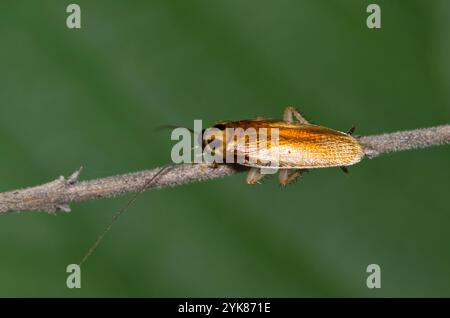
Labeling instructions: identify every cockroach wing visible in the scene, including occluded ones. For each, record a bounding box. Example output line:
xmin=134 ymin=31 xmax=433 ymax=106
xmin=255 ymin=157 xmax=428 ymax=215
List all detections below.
xmin=223 ymin=122 xmax=364 ymax=169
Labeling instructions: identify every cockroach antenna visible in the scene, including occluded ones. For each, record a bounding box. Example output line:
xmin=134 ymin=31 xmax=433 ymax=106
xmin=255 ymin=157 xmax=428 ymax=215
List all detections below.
xmin=156 ymin=124 xmax=196 ymax=134
xmin=78 ymin=166 xmax=171 ymax=267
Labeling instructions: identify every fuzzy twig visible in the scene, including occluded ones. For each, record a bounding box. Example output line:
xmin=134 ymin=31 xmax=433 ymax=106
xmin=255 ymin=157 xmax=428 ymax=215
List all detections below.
xmin=0 ymin=125 xmax=449 ymax=214
xmin=359 ymin=125 xmax=450 ymax=158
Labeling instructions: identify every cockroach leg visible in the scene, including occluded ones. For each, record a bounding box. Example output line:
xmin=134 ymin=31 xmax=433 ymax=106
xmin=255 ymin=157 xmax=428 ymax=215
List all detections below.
xmin=278 ymin=169 xmax=302 ymax=186
xmin=340 ymin=166 xmax=349 ymax=174
xmin=346 ymin=126 xmax=356 ymax=135
xmin=283 ymin=106 xmax=309 ymax=124
xmin=246 ymin=167 xmax=265 ymax=185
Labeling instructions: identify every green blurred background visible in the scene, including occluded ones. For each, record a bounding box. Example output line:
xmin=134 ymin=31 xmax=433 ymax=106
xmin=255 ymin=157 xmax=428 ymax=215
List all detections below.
xmin=0 ymin=0 xmax=449 ymax=297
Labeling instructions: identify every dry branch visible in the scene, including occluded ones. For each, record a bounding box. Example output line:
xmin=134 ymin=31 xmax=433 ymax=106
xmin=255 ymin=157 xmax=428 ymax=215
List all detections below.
xmin=0 ymin=125 xmax=449 ymax=214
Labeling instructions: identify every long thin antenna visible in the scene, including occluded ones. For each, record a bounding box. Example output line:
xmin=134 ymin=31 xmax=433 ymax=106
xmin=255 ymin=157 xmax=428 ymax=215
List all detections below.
xmin=156 ymin=124 xmax=196 ymax=134
xmin=79 ymin=166 xmax=170 ymax=267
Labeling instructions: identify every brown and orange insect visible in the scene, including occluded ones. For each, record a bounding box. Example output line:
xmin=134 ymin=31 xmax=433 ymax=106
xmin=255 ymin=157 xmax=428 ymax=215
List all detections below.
xmin=202 ymin=106 xmax=364 ymax=185
xmin=80 ymin=106 xmax=364 ymax=265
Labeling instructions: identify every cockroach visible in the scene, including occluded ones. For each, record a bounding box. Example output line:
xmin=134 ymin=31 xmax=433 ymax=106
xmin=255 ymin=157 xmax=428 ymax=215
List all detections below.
xmin=201 ymin=106 xmax=364 ymax=185
xmin=79 ymin=106 xmax=363 ymax=265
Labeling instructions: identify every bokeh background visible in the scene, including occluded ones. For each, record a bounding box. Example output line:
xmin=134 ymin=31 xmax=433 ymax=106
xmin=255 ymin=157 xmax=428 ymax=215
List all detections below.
xmin=0 ymin=0 xmax=449 ymax=297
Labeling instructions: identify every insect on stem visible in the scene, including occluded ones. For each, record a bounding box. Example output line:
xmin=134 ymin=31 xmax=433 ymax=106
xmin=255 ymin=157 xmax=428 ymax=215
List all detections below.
xmin=78 ymin=166 xmax=171 ymax=267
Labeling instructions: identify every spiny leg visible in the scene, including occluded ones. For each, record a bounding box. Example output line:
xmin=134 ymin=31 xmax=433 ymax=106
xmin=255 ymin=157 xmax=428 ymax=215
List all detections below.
xmin=340 ymin=166 xmax=349 ymax=174
xmin=278 ymin=169 xmax=303 ymax=186
xmin=246 ymin=167 xmax=265 ymax=185
xmin=346 ymin=126 xmax=356 ymax=136
xmin=283 ymin=106 xmax=309 ymax=124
